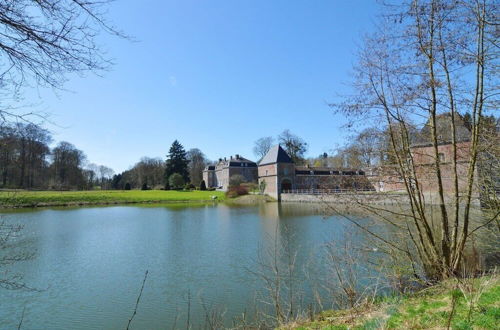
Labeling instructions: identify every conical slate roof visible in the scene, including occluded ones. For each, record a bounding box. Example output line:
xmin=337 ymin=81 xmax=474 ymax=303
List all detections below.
xmin=258 ymin=145 xmax=293 ymax=165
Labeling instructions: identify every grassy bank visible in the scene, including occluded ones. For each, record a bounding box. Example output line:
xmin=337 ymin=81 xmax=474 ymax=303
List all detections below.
xmin=224 ymin=194 xmax=277 ymax=205
xmin=282 ymin=276 xmax=499 ymax=329
xmin=0 ymin=190 xmax=225 ymax=208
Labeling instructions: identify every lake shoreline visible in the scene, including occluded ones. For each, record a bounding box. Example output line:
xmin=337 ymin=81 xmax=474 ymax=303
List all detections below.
xmin=0 ymin=199 xmax=224 ymax=209
xmin=0 ymin=190 xmax=226 ymax=209
xmin=281 ymin=275 xmax=499 ymax=329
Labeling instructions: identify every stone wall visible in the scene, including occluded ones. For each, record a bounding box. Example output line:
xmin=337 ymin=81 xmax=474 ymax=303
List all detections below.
xmin=281 ymin=192 xmax=481 ymax=206
xmin=294 ymin=174 xmax=374 ymax=190
xmin=281 ymin=192 xmax=410 ymax=205
xmin=202 ymin=170 xmax=216 ymax=188
xmin=204 ymin=165 xmax=258 ymax=190
xmin=259 ymin=176 xmax=278 ymax=199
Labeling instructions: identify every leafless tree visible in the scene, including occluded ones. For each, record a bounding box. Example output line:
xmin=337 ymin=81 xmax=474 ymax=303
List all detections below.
xmin=0 ymin=221 xmax=36 ymax=291
xmin=278 ymin=129 xmax=308 ymax=165
xmin=0 ymin=0 xmax=126 ymax=123
xmin=119 ymin=157 xmax=165 ymax=189
xmin=186 ymin=148 xmax=207 ymax=187
xmin=253 ymin=136 xmax=275 ymax=160
xmin=332 ymin=0 xmax=498 ymax=280
xmin=199 ymin=295 xmax=226 ymax=330
xmin=51 ymin=141 xmax=87 ymax=189
xmin=98 ymin=165 xmax=114 ymax=189
xmin=247 ymin=224 xmax=300 ymax=327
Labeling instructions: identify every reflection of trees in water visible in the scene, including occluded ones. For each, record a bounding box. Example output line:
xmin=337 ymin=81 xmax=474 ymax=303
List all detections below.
xmin=0 ymin=220 xmax=36 ymax=291
xmin=248 ymin=202 xmax=499 ymax=327
xmin=2 ymin=203 xmax=497 ymax=328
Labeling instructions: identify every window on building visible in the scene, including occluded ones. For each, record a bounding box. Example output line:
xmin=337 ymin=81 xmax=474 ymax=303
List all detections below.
xmin=439 ymin=153 xmax=445 ymax=162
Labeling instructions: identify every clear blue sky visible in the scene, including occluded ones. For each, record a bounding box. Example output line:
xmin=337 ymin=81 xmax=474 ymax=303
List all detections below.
xmin=33 ymin=0 xmax=379 ymax=173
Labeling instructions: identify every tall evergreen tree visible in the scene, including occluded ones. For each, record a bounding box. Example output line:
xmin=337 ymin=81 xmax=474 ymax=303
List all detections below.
xmin=165 ymin=140 xmax=190 ymax=185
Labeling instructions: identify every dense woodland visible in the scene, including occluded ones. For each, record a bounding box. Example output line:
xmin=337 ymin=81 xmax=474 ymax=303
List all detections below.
xmin=0 ymin=123 xmax=114 ymax=190
xmin=0 ymin=123 xmax=209 ymax=191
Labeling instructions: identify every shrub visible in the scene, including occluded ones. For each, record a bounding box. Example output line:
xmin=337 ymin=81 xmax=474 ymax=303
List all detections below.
xmin=229 ymin=174 xmax=246 ymax=188
xmin=242 ymin=182 xmax=258 ymax=192
xmin=226 ymin=185 xmax=249 ymax=198
xmin=259 ymin=180 xmax=267 ymax=194
xmin=184 ymin=183 xmax=195 ymax=190
xmin=168 ymin=173 xmax=185 ymax=190
xmin=141 ymin=183 xmax=149 ymax=191
xmin=199 ymin=180 xmax=207 ymax=191
xmin=124 ymin=183 xmax=131 ymax=190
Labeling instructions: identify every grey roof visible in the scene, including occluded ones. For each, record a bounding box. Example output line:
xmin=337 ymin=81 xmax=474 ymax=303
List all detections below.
xmin=228 ymin=156 xmax=255 ymax=164
xmin=258 ymin=145 xmax=293 ymax=165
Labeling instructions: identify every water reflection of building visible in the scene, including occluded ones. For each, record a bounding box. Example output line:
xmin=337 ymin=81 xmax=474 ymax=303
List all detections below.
xmin=258 ymin=202 xmax=330 ymax=221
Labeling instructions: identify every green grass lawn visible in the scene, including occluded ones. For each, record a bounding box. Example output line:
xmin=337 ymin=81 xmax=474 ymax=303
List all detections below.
xmin=282 ymin=275 xmax=499 ymax=329
xmin=0 ymin=190 xmax=225 ymax=207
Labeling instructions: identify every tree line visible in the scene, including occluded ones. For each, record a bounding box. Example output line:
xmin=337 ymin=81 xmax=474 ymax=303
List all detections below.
xmin=111 ymin=140 xmax=209 ymax=191
xmin=0 ymin=123 xmax=114 ymax=190
xmin=0 ymin=124 xmax=212 ymax=192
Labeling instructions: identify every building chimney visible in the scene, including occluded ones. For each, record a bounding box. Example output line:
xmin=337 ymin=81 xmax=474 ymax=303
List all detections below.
xmin=230 ymin=155 xmax=233 ymax=160
xmin=236 ymin=154 xmax=240 ymax=159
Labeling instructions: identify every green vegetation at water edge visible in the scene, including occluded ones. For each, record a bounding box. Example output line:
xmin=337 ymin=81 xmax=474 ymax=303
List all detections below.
xmin=283 ymin=276 xmax=499 ymax=329
xmin=0 ymin=190 xmax=225 ymax=207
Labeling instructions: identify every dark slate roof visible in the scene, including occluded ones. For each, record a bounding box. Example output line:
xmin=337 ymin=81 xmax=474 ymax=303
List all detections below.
xmin=228 ymin=156 xmax=257 ymax=167
xmin=228 ymin=156 xmax=255 ymax=164
xmin=258 ymin=145 xmax=293 ymax=165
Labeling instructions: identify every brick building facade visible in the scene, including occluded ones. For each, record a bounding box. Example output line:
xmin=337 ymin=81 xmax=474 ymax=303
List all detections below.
xmin=257 ymin=145 xmax=374 ymax=200
xmin=203 ymin=139 xmax=478 ymax=202
xmin=367 ymin=141 xmax=477 ymax=196
xmin=203 ymin=145 xmax=374 ymax=200
xmin=411 ymin=141 xmax=475 ymax=194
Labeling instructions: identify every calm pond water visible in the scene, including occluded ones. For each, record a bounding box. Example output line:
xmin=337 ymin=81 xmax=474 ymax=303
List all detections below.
xmin=0 ymin=202 xmax=363 ymax=329
xmin=0 ymin=202 xmax=494 ymax=329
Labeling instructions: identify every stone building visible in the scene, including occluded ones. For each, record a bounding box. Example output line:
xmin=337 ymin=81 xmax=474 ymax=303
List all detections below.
xmin=203 ymin=155 xmax=258 ymax=190
xmin=257 ymin=145 xmax=296 ymax=199
xmin=258 ymin=145 xmax=374 ymax=200
xmin=203 ymin=145 xmax=373 ymax=199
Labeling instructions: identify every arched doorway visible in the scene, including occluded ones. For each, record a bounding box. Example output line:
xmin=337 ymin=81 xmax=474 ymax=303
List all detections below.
xmin=281 ymin=179 xmax=292 ymax=192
